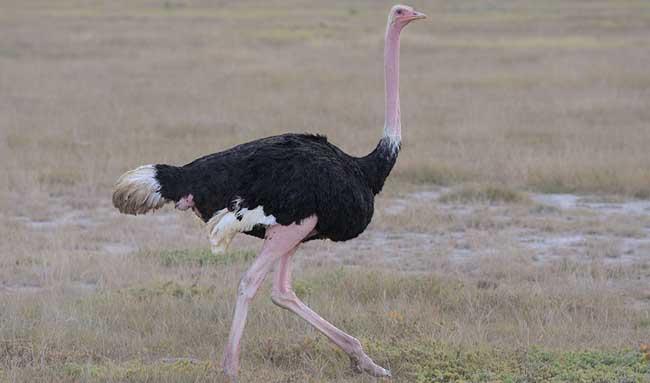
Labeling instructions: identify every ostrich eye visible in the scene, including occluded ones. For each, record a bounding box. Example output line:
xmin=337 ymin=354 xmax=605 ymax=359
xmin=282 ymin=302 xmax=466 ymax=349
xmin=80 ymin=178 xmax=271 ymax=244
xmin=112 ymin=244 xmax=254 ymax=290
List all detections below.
xmin=396 ymin=9 xmax=403 ymax=15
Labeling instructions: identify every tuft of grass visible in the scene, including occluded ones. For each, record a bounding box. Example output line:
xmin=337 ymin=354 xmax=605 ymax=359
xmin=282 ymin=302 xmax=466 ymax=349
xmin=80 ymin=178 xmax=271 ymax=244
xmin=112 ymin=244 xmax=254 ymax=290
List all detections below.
xmin=125 ymin=280 xmax=215 ymax=301
xmin=291 ymin=279 xmax=313 ymax=300
xmin=140 ymin=248 xmax=256 ymax=267
xmin=366 ymin=341 xmax=650 ymax=383
xmin=439 ymin=184 xmax=530 ymax=204
xmin=634 ymin=189 xmax=650 ymax=200
xmin=527 ymin=174 xmax=579 ymax=195
xmin=637 ymin=319 xmax=650 ymax=329
xmin=369 ymin=341 xmax=521 ymax=382
xmin=521 ymin=348 xmax=650 ymax=383
xmin=53 ymin=359 xmax=215 ymax=383
xmin=529 ymin=203 xmax=561 ymax=215
xmin=396 ymin=164 xmax=470 ymax=186
xmin=37 ymin=170 xmax=81 ymax=187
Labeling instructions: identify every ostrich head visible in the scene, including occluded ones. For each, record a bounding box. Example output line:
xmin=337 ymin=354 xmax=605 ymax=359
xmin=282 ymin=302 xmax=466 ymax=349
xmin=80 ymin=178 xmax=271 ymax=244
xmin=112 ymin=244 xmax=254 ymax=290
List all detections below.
xmin=388 ymin=4 xmax=426 ymax=30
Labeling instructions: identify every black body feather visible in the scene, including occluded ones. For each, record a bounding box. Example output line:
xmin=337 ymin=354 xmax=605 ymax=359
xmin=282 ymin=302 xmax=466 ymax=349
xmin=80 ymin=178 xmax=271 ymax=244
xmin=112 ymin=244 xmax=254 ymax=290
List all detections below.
xmin=155 ymin=133 xmax=399 ymax=242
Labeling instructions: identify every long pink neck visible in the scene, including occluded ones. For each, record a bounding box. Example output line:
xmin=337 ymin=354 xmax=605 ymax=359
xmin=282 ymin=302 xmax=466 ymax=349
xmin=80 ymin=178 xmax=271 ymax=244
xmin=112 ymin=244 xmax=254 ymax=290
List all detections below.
xmin=384 ymin=22 xmax=402 ymax=148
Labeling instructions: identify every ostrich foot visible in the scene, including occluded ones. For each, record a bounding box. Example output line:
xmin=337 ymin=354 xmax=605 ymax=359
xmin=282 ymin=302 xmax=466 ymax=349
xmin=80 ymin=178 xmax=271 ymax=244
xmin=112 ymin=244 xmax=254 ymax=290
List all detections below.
xmin=222 ymin=360 xmax=238 ymax=383
xmin=222 ymin=373 xmax=237 ymax=383
xmin=350 ymin=354 xmax=392 ymax=377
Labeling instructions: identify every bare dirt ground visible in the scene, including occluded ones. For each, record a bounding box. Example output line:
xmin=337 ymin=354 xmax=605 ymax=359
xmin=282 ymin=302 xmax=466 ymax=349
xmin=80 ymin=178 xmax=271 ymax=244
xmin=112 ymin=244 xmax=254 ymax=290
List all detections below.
xmin=7 ymin=186 xmax=650 ymax=302
xmin=1 ymin=0 xmax=650 ymax=381
xmin=6 ymin=185 xmax=650 ymax=297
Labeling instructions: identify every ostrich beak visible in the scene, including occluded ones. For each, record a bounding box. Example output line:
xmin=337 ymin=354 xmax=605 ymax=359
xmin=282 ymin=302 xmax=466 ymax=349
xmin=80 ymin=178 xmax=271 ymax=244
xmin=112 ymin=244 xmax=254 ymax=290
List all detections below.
xmin=410 ymin=10 xmax=426 ymax=20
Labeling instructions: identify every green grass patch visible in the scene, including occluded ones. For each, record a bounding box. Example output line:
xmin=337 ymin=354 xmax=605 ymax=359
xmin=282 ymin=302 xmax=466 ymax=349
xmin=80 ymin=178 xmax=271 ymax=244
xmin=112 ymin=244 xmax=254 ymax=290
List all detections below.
xmin=366 ymin=341 xmax=649 ymax=383
xmin=140 ymin=248 xmax=256 ymax=267
xmin=369 ymin=341 xmax=521 ymax=382
xmin=29 ymin=345 xmax=650 ymax=383
xmin=521 ymin=348 xmax=649 ymax=383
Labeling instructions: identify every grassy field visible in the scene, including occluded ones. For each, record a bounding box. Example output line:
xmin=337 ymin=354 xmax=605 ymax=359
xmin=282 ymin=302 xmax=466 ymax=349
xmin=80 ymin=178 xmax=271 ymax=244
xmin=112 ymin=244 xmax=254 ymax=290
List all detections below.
xmin=1 ymin=0 xmax=650 ymax=382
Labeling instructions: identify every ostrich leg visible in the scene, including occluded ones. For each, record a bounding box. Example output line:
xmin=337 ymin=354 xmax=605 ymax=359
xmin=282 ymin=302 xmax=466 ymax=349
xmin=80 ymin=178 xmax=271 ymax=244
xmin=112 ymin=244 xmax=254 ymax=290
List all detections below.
xmin=271 ymin=249 xmax=391 ymax=377
xmin=221 ymin=216 xmax=318 ymax=381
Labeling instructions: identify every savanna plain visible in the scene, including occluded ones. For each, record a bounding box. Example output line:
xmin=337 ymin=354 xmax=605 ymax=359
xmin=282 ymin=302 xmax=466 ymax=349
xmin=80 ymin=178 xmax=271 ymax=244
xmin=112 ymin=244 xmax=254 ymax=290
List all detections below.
xmin=1 ymin=1 xmax=650 ymax=382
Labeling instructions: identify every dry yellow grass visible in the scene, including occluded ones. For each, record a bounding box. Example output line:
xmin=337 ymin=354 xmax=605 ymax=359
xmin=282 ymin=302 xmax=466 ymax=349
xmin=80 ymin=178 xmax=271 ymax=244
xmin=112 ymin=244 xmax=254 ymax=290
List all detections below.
xmin=3 ymin=0 xmax=650 ymax=199
xmin=1 ymin=0 xmax=650 ymax=382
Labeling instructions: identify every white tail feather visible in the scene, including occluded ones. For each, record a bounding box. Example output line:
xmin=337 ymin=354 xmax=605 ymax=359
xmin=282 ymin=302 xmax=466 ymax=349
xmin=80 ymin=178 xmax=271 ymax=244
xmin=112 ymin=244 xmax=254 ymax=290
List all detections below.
xmin=112 ymin=165 xmax=168 ymax=215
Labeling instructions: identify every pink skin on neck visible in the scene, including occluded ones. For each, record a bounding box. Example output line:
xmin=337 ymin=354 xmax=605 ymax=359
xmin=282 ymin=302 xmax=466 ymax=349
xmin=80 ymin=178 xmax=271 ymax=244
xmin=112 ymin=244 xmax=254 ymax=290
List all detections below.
xmin=384 ymin=7 xmax=425 ymax=144
xmin=384 ymin=19 xmax=403 ymax=141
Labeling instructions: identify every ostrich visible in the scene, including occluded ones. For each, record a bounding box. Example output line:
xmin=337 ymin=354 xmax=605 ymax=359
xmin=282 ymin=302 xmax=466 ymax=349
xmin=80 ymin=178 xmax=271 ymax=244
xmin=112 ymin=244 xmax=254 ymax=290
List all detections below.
xmin=112 ymin=4 xmax=425 ymax=380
